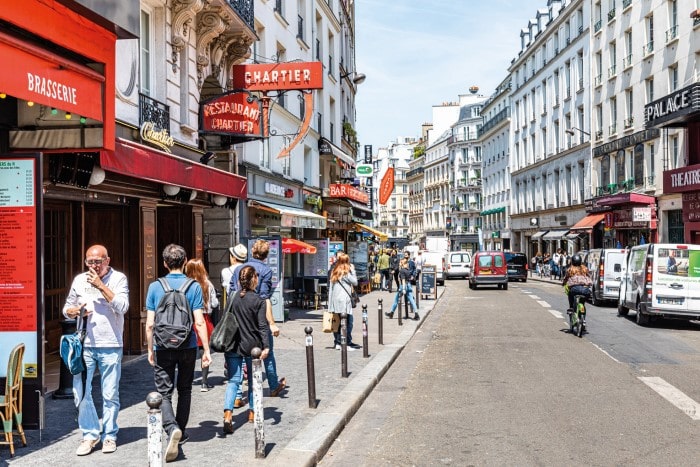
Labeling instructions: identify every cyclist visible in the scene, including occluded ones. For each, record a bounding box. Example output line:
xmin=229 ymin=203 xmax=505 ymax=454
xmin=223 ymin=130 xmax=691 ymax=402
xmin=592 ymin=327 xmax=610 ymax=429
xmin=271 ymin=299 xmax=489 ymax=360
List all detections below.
xmin=561 ymin=254 xmax=592 ymax=312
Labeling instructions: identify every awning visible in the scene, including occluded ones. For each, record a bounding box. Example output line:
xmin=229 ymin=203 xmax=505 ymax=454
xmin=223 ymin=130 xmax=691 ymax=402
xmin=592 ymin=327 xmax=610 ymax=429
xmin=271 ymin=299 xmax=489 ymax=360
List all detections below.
xmin=480 ymin=206 xmax=506 ymax=216
xmin=569 ymin=213 xmax=606 ymax=231
xmin=354 ymin=223 xmax=388 ymax=241
xmin=542 ymin=229 xmax=570 ymax=241
xmin=319 ymin=137 xmax=356 ymax=167
xmin=103 ymin=138 xmax=247 ymax=199
xmin=282 ymin=238 xmax=317 ymax=254
xmin=596 ymin=192 xmax=656 ymax=206
xmin=249 ymin=200 xmax=326 ymax=229
xmin=531 ymin=231 xmax=549 ymax=240
xmin=348 ymin=200 xmax=373 ymax=221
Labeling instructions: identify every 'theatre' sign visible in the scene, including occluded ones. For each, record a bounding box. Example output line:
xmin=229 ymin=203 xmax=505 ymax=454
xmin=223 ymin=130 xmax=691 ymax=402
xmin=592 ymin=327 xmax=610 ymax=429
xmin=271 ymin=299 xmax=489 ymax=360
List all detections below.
xmin=231 ymin=62 xmax=323 ymax=91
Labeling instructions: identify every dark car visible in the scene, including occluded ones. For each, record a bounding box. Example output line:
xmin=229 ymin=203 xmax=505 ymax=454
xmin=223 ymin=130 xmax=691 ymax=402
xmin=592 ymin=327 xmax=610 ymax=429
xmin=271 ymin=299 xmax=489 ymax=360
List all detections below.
xmin=505 ymin=252 xmax=528 ymax=282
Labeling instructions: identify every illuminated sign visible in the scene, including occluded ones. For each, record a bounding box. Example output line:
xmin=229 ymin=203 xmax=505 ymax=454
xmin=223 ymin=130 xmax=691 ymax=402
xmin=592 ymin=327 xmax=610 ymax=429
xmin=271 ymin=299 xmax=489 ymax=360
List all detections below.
xmin=329 ymin=183 xmax=369 ymax=203
xmin=140 ymin=122 xmax=174 ymax=153
xmin=200 ymin=91 xmax=263 ymax=137
xmin=231 ymin=62 xmax=324 ymax=92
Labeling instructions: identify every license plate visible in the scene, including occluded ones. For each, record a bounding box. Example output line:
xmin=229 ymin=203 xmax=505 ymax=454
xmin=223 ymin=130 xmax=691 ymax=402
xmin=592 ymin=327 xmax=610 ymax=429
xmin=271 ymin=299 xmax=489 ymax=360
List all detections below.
xmin=607 ymin=287 xmax=619 ymax=292
xmin=480 ymin=270 xmax=491 ymax=275
xmin=508 ymin=269 xmax=517 ymax=273
xmin=658 ymin=297 xmax=683 ymax=305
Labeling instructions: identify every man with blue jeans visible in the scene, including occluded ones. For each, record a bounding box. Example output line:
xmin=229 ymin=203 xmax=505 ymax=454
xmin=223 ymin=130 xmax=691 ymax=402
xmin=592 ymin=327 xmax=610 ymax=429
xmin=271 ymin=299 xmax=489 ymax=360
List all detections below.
xmin=231 ymin=239 xmax=286 ymax=408
xmin=63 ymin=245 xmax=129 ymax=456
xmin=146 ymin=244 xmax=211 ymax=462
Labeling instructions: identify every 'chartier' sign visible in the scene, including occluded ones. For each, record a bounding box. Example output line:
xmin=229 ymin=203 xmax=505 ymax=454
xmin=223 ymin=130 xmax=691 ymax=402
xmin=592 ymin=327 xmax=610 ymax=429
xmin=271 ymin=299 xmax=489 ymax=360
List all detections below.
xmin=200 ymin=91 xmax=262 ymax=137
xmin=231 ymin=62 xmax=323 ymax=92
xmin=329 ymin=183 xmax=369 ymax=204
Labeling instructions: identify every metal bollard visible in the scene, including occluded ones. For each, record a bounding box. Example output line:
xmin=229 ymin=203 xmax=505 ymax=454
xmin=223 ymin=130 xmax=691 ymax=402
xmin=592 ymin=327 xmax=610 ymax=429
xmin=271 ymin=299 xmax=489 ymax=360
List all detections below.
xmin=362 ymin=304 xmax=369 ymax=358
xmin=397 ymin=292 xmax=403 ymax=326
xmin=146 ymin=392 xmax=163 ymax=466
xmin=377 ymin=298 xmax=384 ymax=345
xmin=403 ymin=286 xmax=409 ymax=319
xmin=340 ymin=313 xmax=348 ymax=378
xmin=415 ymin=275 xmax=420 ymax=308
xmin=251 ymin=347 xmax=265 ymax=458
xmin=304 ymin=327 xmax=317 ymax=408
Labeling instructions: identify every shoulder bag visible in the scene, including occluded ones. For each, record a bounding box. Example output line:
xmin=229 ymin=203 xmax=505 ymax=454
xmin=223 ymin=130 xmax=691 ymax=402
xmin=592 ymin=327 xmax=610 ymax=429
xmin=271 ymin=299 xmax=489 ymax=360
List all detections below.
xmin=338 ymin=281 xmax=358 ymax=309
xmin=210 ymin=296 xmax=240 ymax=352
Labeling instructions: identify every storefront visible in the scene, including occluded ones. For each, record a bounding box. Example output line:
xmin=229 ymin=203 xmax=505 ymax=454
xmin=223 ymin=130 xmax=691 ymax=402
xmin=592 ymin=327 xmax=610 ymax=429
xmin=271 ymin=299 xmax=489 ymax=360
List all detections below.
xmin=567 ymin=213 xmax=606 ymax=250
xmin=645 ymin=83 xmax=700 ymax=243
xmin=595 ymin=194 xmax=656 ymax=247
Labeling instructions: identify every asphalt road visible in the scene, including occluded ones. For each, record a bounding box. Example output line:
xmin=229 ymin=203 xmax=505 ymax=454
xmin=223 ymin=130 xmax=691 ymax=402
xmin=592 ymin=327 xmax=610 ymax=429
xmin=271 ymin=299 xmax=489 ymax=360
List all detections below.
xmin=320 ymin=279 xmax=700 ymax=466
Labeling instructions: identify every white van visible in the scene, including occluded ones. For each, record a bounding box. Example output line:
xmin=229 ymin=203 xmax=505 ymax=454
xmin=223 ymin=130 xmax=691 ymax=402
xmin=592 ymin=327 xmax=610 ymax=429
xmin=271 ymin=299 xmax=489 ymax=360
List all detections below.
xmin=586 ymin=248 xmax=627 ymax=306
xmin=420 ymin=251 xmax=446 ymax=285
xmin=444 ymin=251 xmax=472 ymax=279
xmin=618 ymin=243 xmax=700 ymax=325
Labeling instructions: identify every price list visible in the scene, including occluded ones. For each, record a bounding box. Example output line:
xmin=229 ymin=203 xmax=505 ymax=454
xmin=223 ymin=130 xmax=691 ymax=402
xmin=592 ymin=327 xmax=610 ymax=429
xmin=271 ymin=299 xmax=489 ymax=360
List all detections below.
xmin=0 ymin=159 xmax=37 ymax=331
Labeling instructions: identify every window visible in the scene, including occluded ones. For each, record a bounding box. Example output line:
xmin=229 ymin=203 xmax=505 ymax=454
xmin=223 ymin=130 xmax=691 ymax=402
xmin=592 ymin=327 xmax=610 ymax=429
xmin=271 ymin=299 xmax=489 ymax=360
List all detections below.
xmin=671 ymin=134 xmax=681 ymax=169
xmin=646 ymin=77 xmax=655 ymax=102
xmin=595 ymin=52 xmax=603 ymax=85
xmin=601 ymin=154 xmax=610 ymax=186
xmin=669 ymin=64 xmax=679 ymax=91
xmin=610 ymin=97 xmax=617 ymax=134
xmin=139 ymin=10 xmax=152 ymax=96
xmin=624 ymin=29 xmax=633 ymax=67
xmin=609 ymin=40 xmax=617 ymax=77
xmin=645 ymin=15 xmax=654 ymax=55
xmin=625 ymin=88 xmax=633 ymax=127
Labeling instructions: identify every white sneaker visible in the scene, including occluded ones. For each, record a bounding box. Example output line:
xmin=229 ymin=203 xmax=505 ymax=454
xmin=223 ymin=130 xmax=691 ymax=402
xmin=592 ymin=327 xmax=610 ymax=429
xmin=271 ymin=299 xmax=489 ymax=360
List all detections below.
xmin=166 ymin=428 xmax=181 ymax=462
xmin=76 ymin=439 xmax=99 ymax=456
xmin=346 ymin=346 xmax=356 ymax=352
xmin=334 ymin=344 xmax=341 ymax=350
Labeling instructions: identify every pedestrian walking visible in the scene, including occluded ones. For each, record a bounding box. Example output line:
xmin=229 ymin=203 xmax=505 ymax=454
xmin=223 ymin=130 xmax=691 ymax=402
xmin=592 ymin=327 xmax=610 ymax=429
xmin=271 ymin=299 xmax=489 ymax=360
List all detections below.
xmin=390 ymin=249 xmax=400 ymax=291
xmin=221 ymin=244 xmax=248 ymax=306
xmin=328 ymin=252 xmax=361 ymax=350
xmin=222 ymin=265 xmax=270 ymax=433
xmin=384 ymin=257 xmax=419 ymax=320
xmin=414 ymin=250 xmax=425 ymax=285
xmin=145 ymin=243 xmax=212 ymax=462
xmin=377 ymin=249 xmax=391 ymax=292
xmin=62 ymin=245 xmax=129 ymax=456
xmin=185 ymin=258 xmax=218 ymax=392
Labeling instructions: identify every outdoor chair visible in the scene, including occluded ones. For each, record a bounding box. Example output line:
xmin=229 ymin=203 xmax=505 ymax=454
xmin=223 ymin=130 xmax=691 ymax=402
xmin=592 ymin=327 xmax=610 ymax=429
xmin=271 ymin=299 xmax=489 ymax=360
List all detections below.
xmin=0 ymin=343 xmax=27 ymax=457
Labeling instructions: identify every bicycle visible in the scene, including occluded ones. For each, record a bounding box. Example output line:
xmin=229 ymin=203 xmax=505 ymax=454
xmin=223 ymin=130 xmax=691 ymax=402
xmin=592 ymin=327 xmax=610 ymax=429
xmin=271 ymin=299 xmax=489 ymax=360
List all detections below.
xmin=568 ymin=292 xmax=588 ymax=338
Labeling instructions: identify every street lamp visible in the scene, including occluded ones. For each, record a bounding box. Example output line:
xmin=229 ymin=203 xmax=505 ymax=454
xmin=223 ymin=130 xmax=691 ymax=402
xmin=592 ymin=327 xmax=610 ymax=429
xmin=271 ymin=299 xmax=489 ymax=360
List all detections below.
xmin=565 ymin=127 xmax=590 ymax=144
xmin=340 ymin=72 xmax=366 ymax=85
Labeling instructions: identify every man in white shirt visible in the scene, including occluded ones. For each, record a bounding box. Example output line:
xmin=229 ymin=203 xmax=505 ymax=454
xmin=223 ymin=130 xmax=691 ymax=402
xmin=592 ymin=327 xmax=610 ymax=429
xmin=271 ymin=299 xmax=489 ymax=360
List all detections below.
xmin=221 ymin=244 xmax=247 ymax=305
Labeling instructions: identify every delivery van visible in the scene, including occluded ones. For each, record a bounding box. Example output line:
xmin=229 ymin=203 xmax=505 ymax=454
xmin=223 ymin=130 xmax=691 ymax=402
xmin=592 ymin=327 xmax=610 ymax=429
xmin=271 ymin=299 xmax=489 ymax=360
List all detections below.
xmin=618 ymin=243 xmax=700 ymax=325
xmin=421 ymin=251 xmax=446 ymax=285
xmin=469 ymin=251 xmax=508 ymax=290
xmin=586 ymin=248 xmax=627 ymax=306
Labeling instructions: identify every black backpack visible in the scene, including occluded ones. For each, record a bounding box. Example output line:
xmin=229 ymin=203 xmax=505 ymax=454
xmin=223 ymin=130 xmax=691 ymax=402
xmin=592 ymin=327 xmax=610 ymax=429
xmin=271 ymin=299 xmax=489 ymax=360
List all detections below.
xmin=153 ymin=278 xmax=196 ymax=349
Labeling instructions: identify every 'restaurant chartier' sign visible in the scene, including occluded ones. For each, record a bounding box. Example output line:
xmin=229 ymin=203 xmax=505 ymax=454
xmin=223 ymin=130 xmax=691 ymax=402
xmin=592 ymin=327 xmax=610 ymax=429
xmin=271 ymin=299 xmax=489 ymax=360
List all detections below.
xmin=329 ymin=183 xmax=369 ymax=204
xmin=663 ymin=163 xmax=700 ymax=193
xmin=644 ymin=84 xmax=700 ymax=127
xmin=200 ymin=91 xmax=262 ymax=137
xmin=140 ymin=121 xmax=174 ymax=153
xmin=230 ymin=62 xmax=324 ymax=91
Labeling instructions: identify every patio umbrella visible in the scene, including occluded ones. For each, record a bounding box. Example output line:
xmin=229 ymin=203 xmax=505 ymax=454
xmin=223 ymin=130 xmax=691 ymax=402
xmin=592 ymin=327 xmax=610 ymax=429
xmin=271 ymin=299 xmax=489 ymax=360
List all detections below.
xmin=282 ymin=238 xmax=317 ymax=254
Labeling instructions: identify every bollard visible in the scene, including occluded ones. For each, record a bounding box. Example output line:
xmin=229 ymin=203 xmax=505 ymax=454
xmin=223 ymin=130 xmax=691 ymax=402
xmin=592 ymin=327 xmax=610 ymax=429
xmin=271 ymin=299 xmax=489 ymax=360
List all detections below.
xmin=340 ymin=313 xmax=348 ymax=378
xmin=377 ymin=298 xmax=384 ymax=345
xmin=397 ymin=292 xmax=403 ymax=326
xmin=361 ymin=304 xmax=369 ymax=358
xmin=53 ymin=318 xmax=78 ymax=399
xmin=415 ymin=275 xmax=420 ymax=308
xmin=146 ymin=392 xmax=163 ymax=466
xmin=403 ymin=285 xmax=409 ymax=319
xmin=304 ymin=327 xmax=317 ymax=408
xmin=251 ymin=347 xmax=265 ymax=458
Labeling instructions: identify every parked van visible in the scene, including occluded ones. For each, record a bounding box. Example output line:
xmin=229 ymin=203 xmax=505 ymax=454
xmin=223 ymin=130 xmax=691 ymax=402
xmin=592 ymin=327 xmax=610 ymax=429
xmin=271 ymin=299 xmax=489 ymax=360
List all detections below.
xmin=421 ymin=251 xmax=446 ymax=285
xmin=618 ymin=243 xmax=700 ymax=325
xmin=444 ymin=251 xmax=472 ymax=279
xmin=586 ymin=248 xmax=627 ymax=306
xmin=469 ymin=251 xmax=508 ymax=290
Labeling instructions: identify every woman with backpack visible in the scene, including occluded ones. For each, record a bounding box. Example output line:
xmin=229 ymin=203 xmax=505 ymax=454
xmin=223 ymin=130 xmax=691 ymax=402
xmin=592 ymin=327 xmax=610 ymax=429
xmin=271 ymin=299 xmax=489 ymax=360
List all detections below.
xmin=185 ymin=259 xmax=218 ymax=392
xmin=221 ymin=265 xmax=270 ymax=434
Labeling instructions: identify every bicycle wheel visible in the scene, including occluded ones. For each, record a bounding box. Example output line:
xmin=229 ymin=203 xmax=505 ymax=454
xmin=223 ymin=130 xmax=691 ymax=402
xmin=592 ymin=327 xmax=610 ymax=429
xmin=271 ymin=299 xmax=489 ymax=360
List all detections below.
xmin=577 ymin=309 xmax=584 ymax=337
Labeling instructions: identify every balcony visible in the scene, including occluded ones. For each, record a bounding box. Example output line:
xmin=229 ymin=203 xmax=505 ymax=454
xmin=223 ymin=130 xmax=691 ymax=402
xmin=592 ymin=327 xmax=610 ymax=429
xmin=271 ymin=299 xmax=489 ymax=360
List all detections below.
xmin=594 ymin=74 xmax=603 ymax=87
xmin=609 ymin=124 xmax=617 ymax=135
xmin=623 ymin=54 xmax=633 ymax=69
xmin=608 ymin=65 xmax=617 ymax=79
xmin=643 ymin=41 xmax=654 ymax=57
xmin=595 ymin=130 xmax=603 ymax=140
xmin=596 ymin=177 xmax=654 ymax=196
xmin=623 ymin=0 xmax=632 ymax=9
xmin=607 ymin=8 xmax=616 ymax=22
xmin=139 ymin=93 xmax=170 ymax=135
xmin=666 ymin=25 xmax=679 ymax=43
xmin=624 ymin=117 xmax=634 ymax=129
xmin=594 ymin=20 xmax=602 ymax=33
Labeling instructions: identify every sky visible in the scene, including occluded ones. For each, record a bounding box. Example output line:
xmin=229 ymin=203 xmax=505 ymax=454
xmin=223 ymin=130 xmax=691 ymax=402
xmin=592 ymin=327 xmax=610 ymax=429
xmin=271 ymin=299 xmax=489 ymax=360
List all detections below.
xmin=354 ymin=0 xmax=545 ymax=152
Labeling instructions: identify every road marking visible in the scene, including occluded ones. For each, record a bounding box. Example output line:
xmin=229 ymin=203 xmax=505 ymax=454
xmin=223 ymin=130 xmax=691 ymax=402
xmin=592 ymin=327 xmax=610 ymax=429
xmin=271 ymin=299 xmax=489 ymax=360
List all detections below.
xmin=547 ymin=309 xmax=563 ymax=319
xmin=529 ymin=295 xmax=541 ymax=299
xmin=590 ymin=343 xmax=621 ymax=363
xmin=537 ymin=300 xmax=551 ymax=308
xmin=638 ymin=376 xmax=700 ymax=420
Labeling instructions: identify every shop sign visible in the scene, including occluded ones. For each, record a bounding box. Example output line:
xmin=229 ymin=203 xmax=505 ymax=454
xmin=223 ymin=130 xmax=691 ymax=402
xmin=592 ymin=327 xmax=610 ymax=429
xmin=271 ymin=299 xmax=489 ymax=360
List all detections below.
xmin=140 ymin=121 xmax=174 ymax=153
xmin=231 ymin=62 xmax=323 ymax=92
xmin=633 ymin=207 xmax=652 ymax=222
xmin=265 ymin=182 xmax=294 ymax=198
xmin=200 ymin=92 xmax=262 ymax=137
xmin=356 ymin=164 xmax=373 ymax=177
xmin=379 ymin=167 xmax=395 ymax=205
xmin=304 ymin=194 xmax=322 ymax=206
xmin=682 ymin=192 xmax=700 ymax=222
xmin=593 ymin=129 xmax=659 ymax=158
xmin=329 ymin=183 xmax=369 ymax=203
xmin=644 ymin=84 xmax=700 ymax=127
xmin=612 ymin=209 xmax=650 ymax=228
xmin=364 ymin=145 xmax=373 ymax=164
xmin=664 ymin=163 xmax=700 ymax=193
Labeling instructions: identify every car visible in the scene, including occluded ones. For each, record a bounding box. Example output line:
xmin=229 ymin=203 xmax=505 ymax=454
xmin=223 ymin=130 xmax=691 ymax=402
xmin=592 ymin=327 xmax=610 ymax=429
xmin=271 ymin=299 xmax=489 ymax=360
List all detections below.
xmin=420 ymin=251 xmax=446 ymax=285
xmin=469 ymin=251 xmax=509 ymax=290
xmin=504 ymin=252 xmax=528 ymax=282
xmin=444 ymin=251 xmax=472 ymax=279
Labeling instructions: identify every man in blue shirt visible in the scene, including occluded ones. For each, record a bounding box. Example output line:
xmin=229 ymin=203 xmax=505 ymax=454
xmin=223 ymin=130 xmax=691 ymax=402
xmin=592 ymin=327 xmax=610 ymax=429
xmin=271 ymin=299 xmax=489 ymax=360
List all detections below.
xmin=146 ymin=244 xmax=211 ymax=462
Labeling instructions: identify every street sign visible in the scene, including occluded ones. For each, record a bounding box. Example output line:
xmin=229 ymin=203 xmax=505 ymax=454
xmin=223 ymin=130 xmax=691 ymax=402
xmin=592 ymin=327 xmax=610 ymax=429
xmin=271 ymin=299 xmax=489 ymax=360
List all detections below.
xmin=356 ymin=164 xmax=373 ymax=177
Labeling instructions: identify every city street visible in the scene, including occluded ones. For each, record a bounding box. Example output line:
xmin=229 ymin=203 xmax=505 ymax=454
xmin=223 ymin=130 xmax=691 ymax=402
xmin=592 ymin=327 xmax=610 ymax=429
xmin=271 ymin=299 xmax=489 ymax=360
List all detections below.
xmin=322 ymin=279 xmax=700 ymax=466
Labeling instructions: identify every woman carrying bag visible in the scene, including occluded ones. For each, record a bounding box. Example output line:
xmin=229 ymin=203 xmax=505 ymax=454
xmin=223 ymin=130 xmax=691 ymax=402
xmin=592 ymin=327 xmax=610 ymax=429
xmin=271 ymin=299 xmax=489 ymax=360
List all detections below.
xmin=328 ymin=252 xmax=360 ymax=350
xmin=221 ymin=266 xmax=270 ymax=433
xmin=185 ymin=259 xmax=218 ymax=392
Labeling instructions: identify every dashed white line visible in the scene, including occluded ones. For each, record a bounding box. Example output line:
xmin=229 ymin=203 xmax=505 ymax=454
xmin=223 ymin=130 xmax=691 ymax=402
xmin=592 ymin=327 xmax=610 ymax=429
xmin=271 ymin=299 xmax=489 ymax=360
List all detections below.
xmin=537 ymin=300 xmax=551 ymax=308
xmin=639 ymin=376 xmax=700 ymax=420
xmin=547 ymin=309 xmax=563 ymax=319
xmin=529 ymin=295 xmax=541 ymax=299
xmin=590 ymin=343 xmax=621 ymax=363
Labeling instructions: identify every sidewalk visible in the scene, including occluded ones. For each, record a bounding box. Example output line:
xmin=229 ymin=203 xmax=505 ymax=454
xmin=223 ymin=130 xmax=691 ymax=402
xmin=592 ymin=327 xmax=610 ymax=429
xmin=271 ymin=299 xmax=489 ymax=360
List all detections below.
xmin=4 ymin=287 xmax=443 ymax=466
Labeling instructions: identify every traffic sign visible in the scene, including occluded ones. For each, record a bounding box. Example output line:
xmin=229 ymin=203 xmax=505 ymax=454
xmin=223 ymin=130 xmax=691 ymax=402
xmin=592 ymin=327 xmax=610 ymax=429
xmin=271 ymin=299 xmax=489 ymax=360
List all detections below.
xmin=356 ymin=164 xmax=373 ymax=177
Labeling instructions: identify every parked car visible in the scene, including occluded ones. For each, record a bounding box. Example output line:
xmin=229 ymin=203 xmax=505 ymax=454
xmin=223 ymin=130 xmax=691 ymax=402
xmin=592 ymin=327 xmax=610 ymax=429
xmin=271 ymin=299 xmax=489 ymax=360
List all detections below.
xmin=469 ymin=251 xmax=508 ymax=290
xmin=618 ymin=243 xmax=700 ymax=325
xmin=444 ymin=251 xmax=472 ymax=279
xmin=421 ymin=251 xmax=446 ymax=285
xmin=586 ymin=248 xmax=627 ymax=306
xmin=504 ymin=252 xmax=528 ymax=282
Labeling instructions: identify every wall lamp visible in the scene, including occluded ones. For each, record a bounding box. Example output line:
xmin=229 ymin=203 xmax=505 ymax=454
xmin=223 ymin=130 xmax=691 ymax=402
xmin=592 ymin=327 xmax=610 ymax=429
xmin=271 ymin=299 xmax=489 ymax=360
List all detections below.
xmin=163 ymin=184 xmax=180 ymax=196
xmin=212 ymin=194 xmax=228 ymax=206
xmin=200 ymin=151 xmax=215 ymax=165
xmin=340 ymin=72 xmax=366 ymax=85
xmin=565 ymin=127 xmax=590 ymax=144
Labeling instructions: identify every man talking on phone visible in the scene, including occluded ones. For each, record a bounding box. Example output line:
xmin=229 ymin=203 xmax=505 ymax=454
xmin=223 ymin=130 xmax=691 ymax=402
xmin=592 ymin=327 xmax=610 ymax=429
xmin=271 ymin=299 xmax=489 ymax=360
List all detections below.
xmin=63 ymin=245 xmax=129 ymax=456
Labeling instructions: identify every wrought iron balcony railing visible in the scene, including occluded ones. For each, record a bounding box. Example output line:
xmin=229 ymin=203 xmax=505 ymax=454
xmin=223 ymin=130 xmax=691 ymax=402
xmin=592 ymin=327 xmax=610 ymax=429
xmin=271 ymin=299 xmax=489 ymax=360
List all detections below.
xmin=229 ymin=0 xmax=254 ymax=29
xmin=666 ymin=25 xmax=679 ymax=43
xmin=594 ymin=20 xmax=602 ymax=33
xmin=139 ymin=93 xmax=170 ymax=134
xmin=643 ymin=41 xmax=654 ymax=56
xmin=607 ymin=8 xmax=616 ymax=22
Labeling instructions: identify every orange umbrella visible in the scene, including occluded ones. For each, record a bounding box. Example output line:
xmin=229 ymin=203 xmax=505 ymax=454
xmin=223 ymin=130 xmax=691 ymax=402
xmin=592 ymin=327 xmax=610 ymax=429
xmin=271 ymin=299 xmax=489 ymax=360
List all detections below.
xmin=282 ymin=238 xmax=317 ymax=254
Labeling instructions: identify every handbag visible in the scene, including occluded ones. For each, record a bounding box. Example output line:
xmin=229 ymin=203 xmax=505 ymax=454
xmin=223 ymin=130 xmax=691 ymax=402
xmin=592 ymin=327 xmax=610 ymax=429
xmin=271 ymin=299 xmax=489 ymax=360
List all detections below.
xmin=338 ymin=282 xmax=358 ymax=309
xmin=210 ymin=299 xmax=240 ymax=353
xmin=59 ymin=307 xmax=88 ymax=375
xmin=322 ymin=310 xmax=340 ymax=333
xmin=195 ymin=313 xmax=215 ymax=347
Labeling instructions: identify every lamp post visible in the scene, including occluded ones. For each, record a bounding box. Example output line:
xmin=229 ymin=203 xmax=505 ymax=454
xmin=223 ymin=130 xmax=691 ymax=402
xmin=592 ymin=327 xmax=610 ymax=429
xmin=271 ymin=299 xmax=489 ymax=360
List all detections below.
xmin=565 ymin=127 xmax=590 ymax=144
xmin=340 ymin=72 xmax=366 ymax=85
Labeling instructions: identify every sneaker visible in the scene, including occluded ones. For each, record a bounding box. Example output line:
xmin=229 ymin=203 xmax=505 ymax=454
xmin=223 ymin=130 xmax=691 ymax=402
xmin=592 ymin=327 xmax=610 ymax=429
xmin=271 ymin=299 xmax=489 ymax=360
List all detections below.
xmin=270 ymin=377 xmax=287 ymax=397
xmin=348 ymin=343 xmax=362 ymax=349
xmin=334 ymin=344 xmax=341 ymax=350
xmin=201 ymin=384 xmax=212 ymax=392
xmin=102 ymin=439 xmax=117 ymax=454
xmin=178 ymin=432 xmax=189 ymax=445
xmin=346 ymin=345 xmax=356 ymax=352
xmin=76 ymin=439 xmax=99 ymax=456
xmin=166 ymin=428 xmax=182 ymax=462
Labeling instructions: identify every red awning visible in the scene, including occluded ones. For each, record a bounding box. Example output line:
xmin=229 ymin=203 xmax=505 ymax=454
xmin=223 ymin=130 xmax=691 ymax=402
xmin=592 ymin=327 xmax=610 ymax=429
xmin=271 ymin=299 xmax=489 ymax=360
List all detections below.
xmin=569 ymin=213 xmax=606 ymax=231
xmin=282 ymin=238 xmax=317 ymax=254
xmin=596 ymin=192 xmax=656 ymax=206
xmin=101 ymin=139 xmax=247 ymax=199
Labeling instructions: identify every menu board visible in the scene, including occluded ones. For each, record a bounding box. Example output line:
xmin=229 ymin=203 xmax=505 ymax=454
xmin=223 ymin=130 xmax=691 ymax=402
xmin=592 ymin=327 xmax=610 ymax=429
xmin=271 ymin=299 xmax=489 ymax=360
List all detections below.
xmin=420 ymin=264 xmax=437 ymax=300
xmin=0 ymin=157 xmax=40 ymax=379
xmin=247 ymin=236 xmax=284 ymax=321
xmin=347 ymin=241 xmax=369 ymax=281
xmin=302 ymin=239 xmax=330 ymax=278
xmin=328 ymin=241 xmax=344 ymax=275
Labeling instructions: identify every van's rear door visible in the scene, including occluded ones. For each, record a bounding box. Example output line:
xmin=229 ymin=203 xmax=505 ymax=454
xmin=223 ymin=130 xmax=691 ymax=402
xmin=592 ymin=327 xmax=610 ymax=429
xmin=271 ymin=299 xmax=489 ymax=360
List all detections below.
xmin=602 ymin=250 xmax=627 ymax=298
xmin=651 ymin=244 xmax=700 ymax=313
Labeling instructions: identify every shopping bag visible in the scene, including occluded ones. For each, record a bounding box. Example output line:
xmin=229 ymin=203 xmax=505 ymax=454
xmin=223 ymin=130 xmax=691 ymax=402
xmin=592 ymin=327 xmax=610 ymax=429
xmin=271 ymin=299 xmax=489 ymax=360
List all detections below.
xmin=322 ymin=311 xmax=340 ymax=333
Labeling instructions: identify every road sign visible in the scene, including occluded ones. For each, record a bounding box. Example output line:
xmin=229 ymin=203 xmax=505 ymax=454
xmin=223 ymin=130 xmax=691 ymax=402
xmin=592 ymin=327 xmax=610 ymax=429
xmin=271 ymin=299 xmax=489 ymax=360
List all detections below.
xmin=356 ymin=164 xmax=373 ymax=177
